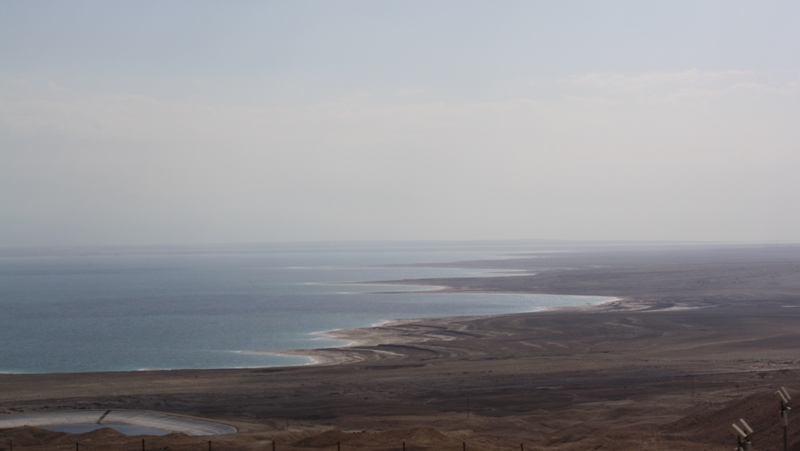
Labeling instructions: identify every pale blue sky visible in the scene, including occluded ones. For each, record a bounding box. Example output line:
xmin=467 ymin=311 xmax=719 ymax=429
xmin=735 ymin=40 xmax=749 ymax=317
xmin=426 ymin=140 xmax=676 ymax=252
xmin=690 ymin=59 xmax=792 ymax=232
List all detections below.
xmin=2 ymin=1 xmax=799 ymax=245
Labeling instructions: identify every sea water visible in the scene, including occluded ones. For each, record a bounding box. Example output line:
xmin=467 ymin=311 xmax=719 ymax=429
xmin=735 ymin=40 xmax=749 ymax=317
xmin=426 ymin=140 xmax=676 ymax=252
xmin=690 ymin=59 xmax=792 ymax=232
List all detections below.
xmin=0 ymin=241 xmax=611 ymax=374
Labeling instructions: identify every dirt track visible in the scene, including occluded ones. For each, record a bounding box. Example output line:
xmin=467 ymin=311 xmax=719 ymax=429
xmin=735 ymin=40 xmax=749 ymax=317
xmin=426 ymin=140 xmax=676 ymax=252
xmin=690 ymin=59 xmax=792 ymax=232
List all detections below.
xmin=2 ymin=243 xmax=800 ymax=450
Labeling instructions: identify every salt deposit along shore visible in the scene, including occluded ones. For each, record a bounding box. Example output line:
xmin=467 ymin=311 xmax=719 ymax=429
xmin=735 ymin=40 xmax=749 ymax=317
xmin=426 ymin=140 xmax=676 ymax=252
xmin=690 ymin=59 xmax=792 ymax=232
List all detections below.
xmin=2 ymin=243 xmax=800 ymax=450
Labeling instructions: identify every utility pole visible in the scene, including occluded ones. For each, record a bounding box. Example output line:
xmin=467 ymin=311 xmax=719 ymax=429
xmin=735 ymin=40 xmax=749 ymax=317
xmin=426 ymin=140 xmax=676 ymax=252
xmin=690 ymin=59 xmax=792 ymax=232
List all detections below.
xmin=776 ymin=387 xmax=792 ymax=451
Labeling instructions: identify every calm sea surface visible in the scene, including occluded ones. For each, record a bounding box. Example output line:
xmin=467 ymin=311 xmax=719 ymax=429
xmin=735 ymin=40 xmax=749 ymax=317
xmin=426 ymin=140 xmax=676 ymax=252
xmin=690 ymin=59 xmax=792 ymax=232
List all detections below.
xmin=0 ymin=242 xmax=611 ymax=374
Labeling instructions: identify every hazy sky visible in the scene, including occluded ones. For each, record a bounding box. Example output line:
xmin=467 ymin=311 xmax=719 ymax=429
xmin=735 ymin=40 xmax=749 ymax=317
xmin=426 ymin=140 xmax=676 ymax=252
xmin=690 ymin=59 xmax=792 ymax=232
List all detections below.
xmin=2 ymin=1 xmax=799 ymax=246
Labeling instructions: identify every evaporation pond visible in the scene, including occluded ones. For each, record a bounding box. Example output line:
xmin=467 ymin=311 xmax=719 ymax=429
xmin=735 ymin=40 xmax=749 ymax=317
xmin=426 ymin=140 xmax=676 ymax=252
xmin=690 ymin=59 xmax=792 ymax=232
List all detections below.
xmin=41 ymin=423 xmax=171 ymax=436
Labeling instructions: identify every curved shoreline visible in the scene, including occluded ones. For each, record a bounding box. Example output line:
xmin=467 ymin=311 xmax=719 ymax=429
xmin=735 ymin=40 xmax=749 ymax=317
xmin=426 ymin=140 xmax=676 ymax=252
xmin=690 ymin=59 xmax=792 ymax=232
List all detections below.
xmin=245 ymin=286 xmax=622 ymax=367
xmin=263 ymin=294 xmax=634 ymax=367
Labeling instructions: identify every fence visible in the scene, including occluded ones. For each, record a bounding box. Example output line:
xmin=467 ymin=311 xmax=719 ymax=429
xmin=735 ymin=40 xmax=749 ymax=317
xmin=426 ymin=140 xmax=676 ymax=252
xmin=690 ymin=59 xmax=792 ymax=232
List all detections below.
xmin=4 ymin=438 xmax=536 ymax=451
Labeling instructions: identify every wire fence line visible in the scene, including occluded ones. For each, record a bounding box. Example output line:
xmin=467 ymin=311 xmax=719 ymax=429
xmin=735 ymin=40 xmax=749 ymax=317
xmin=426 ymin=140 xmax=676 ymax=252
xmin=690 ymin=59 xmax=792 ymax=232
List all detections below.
xmin=3 ymin=438 xmax=537 ymax=451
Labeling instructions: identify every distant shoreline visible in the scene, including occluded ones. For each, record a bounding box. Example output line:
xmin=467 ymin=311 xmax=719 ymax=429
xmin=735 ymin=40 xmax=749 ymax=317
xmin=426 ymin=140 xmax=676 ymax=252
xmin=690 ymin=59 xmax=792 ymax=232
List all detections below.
xmin=232 ymin=286 xmax=619 ymax=368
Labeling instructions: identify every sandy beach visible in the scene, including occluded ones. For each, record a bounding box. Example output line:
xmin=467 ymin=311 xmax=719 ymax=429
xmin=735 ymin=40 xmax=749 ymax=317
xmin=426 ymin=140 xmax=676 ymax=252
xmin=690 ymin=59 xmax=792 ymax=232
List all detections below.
xmin=2 ymin=243 xmax=800 ymax=450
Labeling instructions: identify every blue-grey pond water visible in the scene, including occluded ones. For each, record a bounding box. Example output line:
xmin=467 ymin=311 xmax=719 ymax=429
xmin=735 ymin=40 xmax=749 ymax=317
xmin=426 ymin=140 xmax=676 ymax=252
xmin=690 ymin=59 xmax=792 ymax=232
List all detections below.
xmin=41 ymin=424 xmax=170 ymax=436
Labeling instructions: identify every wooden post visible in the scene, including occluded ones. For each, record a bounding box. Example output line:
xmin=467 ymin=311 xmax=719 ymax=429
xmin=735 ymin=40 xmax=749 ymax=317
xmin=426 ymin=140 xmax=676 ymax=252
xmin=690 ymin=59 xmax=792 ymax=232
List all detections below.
xmin=337 ymin=441 xmax=341 ymax=451
xmin=208 ymin=440 xmax=212 ymax=451
xmin=142 ymin=438 xmax=145 ymax=451
xmin=520 ymin=444 xmax=524 ymax=451
xmin=76 ymin=442 xmax=79 ymax=451
xmin=780 ymin=391 xmax=790 ymax=451
xmin=402 ymin=442 xmax=405 ymax=451
xmin=272 ymin=440 xmax=276 ymax=451
xmin=463 ymin=441 xmax=466 ymax=451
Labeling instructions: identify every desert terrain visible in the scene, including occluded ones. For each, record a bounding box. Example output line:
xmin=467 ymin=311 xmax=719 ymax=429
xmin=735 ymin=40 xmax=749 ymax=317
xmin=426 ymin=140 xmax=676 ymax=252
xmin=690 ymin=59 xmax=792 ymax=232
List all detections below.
xmin=2 ymin=243 xmax=800 ymax=450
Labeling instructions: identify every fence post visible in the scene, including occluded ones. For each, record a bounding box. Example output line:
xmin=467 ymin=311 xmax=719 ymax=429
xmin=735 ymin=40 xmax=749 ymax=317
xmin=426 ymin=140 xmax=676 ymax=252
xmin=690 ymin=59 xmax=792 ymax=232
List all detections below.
xmin=337 ymin=441 xmax=341 ymax=451
xmin=208 ymin=440 xmax=212 ymax=451
xmin=142 ymin=438 xmax=145 ymax=451
xmin=463 ymin=441 xmax=466 ymax=451
xmin=402 ymin=442 xmax=405 ymax=451
xmin=520 ymin=444 xmax=524 ymax=451
xmin=76 ymin=442 xmax=79 ymax=451
xmin=272 ymin=440 xmax=276 ymax=451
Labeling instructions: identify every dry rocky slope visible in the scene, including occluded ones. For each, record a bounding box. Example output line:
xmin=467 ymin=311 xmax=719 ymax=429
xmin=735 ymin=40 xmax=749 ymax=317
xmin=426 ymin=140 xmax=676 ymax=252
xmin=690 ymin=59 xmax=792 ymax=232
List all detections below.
xmin=2 ymin=243 xmax=800 ymax=450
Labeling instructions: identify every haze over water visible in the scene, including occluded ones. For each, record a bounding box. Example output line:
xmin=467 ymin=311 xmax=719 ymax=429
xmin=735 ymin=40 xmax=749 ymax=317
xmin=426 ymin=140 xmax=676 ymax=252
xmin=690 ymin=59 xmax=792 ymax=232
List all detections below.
xmin=0 ymin=241 xmax=611 ymax=374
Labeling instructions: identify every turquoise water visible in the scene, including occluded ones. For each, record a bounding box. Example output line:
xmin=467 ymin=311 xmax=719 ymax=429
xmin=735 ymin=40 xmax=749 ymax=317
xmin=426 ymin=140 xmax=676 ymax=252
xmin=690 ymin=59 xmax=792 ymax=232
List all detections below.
xmin=0 ymin=242 xmax=611 ymax=374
